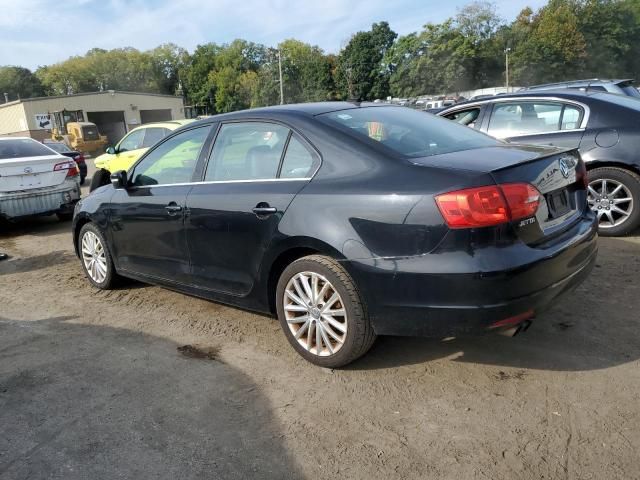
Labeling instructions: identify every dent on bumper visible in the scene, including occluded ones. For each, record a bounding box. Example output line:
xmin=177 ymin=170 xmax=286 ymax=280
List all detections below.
xmin=0 ymin=181 xmax=80 ymax=219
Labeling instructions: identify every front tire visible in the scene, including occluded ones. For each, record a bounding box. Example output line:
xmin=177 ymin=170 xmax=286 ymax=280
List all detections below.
xmin=78 ymin=223 xmax=118 ymax=289
xmin=89 ymin=168 xmax=111 ymax=192
xmin=276 ymin=255 xmax=376 ymax=368
xmin=587 ymin=167 xmax=640 ymax=236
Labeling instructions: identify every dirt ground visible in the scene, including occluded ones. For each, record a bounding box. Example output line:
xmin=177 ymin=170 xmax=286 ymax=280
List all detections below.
xmin=1 ymin=178 xmax=640 ymax=479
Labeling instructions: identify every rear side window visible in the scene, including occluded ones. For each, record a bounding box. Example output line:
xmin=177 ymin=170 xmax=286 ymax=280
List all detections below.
xmin=0 ymin=138 xmax=55 ymax=160
xmin=280 ymin=136 xmax=319 ymax=178
xmin=142 ymin=128 xmax=169 ymax=148
xmin=205 ymin=123 xmax=289 ymax=181
xmin=319 ymin=106 xmax=498 ymax=158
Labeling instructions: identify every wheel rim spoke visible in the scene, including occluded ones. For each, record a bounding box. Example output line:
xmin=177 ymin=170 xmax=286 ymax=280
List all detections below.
xmin=82 ymin=231 xmax=108 ymax=283
xmin=588 ymin=178 xmax=634 ymax=229
xmin=284 ymin=271 xmax=348 ymax=357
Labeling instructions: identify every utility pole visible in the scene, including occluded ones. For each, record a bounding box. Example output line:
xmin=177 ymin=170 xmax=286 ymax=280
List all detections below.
xmin=278 ymin=49 xmax=284 ymax=105
xmin=505 ymin=48 xmax=511 ymax=93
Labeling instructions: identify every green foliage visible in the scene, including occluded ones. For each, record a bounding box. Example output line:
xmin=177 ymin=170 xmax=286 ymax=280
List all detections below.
xmin=335 ymin=22 xmax=397 ymax=100
xmin=0 ymin=66 xmax=44 ymax=101
xmin=5 ymin=1 xmax=640 ymax=108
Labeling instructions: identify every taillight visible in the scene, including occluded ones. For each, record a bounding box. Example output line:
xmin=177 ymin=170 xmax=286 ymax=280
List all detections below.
xmin=435 ymin=183 xmax=540 ymax=229
xmin=53 ymin=160 xmax=80 ymax=178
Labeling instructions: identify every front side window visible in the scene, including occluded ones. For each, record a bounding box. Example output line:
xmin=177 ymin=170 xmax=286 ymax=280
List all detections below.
xmin=142 ymin=128 xmax=169 ymax=148
xmin=131 ymin=126 xmax=210 ymax=186
xmin=118 ymin=129 xmax=145 ymax=152
xmin=444 ymin=108 xmax=481 ymax=128
xmin=488 ymin=102 xmax=565 ymax=137
xmin=205 ymin=123 xmax=289 ymax=181
xmin=319 ymin=106 xmax=498 ymax=158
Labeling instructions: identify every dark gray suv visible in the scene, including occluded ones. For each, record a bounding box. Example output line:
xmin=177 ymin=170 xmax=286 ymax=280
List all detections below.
xmin=523 ymin=79 xmax=640 ymax=98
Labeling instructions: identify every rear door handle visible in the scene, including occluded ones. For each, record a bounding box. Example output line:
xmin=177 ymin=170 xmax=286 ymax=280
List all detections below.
xmin=165 ymin=202 xmax=183 ymax=215
xmin=252 ymin=205 xmax=277 ymax=216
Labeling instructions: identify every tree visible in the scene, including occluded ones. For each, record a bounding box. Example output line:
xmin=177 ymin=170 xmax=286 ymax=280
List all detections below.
xmin=510 ymin=1 xmax=587 ymax=85
xmin=148 ymin=43 xmax=189 ymax=95
xmin=335 ymin=22 xmax=397 ymax=100
xmin=0 ymin=66 xmax=44 ymax=102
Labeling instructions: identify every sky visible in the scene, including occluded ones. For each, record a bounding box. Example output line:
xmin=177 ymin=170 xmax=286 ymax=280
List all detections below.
xmin=0 ymin=0 xmax=547 ymax=70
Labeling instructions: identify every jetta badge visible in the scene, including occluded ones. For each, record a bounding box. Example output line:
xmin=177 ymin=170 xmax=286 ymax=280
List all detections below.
xmin=23 ymin=167 xmax=33 ymax=174
xmin=558 ymin=158 xmax=570 ymax=178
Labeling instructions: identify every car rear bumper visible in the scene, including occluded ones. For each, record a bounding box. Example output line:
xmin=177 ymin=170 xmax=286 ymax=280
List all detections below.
xmin=0 ymin=179 xmax=81 ymax=220
xmin=346 ymin=214 xmax=598 ymax=337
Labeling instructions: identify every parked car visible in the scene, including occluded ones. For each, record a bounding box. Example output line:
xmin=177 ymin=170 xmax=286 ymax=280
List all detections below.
xmin=439 ymin=90 xmax=640 ymax=236
xmin=42 ymin=139 xmax=87 ymax=185
xmin=90 ymin=119 xmax=194 ymax=191
xmin=522 ymin=78 xmax=640 ymax=98
xmin=73 ymin=103 xmax=597 ymax=367
xmin=0 ymin=137 xmax=81 ymax=221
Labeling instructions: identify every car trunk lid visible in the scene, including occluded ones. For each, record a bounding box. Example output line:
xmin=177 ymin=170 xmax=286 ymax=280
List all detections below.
xmin=0 ymin=155 xmax=70 ymax=193
xmin=412 ymin=145 xmax=588 ymax=243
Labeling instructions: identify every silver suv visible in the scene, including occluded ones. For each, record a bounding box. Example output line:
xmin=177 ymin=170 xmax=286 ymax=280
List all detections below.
xmin=522 ymin=78 xmax=640 ymax=98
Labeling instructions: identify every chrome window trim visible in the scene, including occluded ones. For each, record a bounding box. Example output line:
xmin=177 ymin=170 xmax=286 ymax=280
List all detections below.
xmin=441 ymin=96 xmax=591 ymax=130
xmin=127 ymin=177 xmax=311 ymax=189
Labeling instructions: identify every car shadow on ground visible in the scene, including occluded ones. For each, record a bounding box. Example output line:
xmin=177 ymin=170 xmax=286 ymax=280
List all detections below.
xmin=0 ymin=316 xmax=303 ymax=480
xmin=0 ymin=251 xmax=76 ymax=275
xmin=0 ymin=216 xmax=72 ymax=240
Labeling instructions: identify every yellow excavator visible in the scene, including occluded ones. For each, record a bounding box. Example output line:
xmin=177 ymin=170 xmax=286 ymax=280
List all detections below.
xmin=50 ymin=109 xmax=108 ymax=153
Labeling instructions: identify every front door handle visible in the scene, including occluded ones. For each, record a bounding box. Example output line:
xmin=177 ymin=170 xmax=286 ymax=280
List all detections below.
xmin=252 ymin=204 xmax=277 ymax=216
xmin=165 ymin=202 xmax=183 ymax=216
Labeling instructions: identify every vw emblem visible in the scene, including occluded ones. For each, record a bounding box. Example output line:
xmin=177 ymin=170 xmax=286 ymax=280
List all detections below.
xmin=23 ymin=167 xmax=33 ymax=174
xmin=558 ymin=158 xmax=570 ymax=179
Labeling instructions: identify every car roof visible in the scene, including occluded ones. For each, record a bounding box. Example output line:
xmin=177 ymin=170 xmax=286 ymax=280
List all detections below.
xmin=438 ymin=90 xmax=605 ymax=112
xmin=526 ymin=78 xmax=634 ymax=89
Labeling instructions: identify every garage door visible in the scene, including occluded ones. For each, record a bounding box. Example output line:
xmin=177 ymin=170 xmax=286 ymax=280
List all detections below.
xmin=87 ymin=111 xmax=127 ymax=145
xmin=140 ymin=109 xmax=172 ymax=124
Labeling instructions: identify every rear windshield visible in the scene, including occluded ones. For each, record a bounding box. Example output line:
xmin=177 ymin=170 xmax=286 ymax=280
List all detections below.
xmin=318 ymin=106 xmax=499 ymax=158
xmin=0 ymin=138 xmax=56 ymax=160
xmin=44 ymin=142 xmax=72 ymax=153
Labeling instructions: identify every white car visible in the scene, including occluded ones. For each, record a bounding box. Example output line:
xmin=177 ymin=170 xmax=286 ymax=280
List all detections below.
xmin=0 ymin=137 xmax=81 ymax=221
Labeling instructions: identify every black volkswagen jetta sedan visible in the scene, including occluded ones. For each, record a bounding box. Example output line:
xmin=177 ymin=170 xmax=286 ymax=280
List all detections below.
xmin=73 ymin=103 xmax=597 ymax=367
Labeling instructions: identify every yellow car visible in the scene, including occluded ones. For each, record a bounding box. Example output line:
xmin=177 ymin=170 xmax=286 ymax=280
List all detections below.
xmin=90 ymin=119 xmax=194 ymax=191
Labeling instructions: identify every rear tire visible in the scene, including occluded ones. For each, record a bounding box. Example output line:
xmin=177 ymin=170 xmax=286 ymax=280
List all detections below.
xmin=587 ymin=167 xmax=640 ymax=236
xmin=89 ymin=168 xmax=111 ymax=192
xmin=78 ymin=223 xmax=119 ymax=289
xmin=276 ymin=255 xmax=376 ymax=368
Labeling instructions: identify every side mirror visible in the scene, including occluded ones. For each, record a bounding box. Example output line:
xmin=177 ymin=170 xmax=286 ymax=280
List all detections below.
xmin=110 ymin=170 xmax=128 ymax=189
xmin=105 ymin=146 xmax=116 ymax=155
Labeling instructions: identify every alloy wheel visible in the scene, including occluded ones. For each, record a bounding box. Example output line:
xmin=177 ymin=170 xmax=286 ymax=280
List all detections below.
xmin=81 ymin=231 xmax=108 ymax=284
xmin=587 ymin=178 xmax=634 ymax=229
xmin=283 ymin=271 xmax=348 ymax=357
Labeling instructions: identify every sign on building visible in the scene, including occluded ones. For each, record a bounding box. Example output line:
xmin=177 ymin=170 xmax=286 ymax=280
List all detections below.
xmin=34 ymin=114 xmax=53 ymax=130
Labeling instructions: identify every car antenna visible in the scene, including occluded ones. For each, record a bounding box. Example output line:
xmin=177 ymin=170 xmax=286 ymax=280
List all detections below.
xmin=347 ymin=96 xmax=363 ymax=106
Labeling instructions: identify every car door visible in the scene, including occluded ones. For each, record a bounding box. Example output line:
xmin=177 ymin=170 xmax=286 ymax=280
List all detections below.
xmin=185 ymin=121 xmax=320 ymax=296
xmin=485 ymin=101 xmax=586 ymax=149
xmin=108 ymin=125 xmax=213 ymax=283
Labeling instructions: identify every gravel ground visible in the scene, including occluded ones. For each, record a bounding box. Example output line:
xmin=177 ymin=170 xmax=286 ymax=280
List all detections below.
xmin=1 ymin=177 xmax=639 ymax=479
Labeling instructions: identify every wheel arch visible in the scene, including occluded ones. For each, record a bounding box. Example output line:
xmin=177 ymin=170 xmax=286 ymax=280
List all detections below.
xmin=264 ymin=237 xmax=346 ymax=315
xmin=585 ymin=160 xmax=640 ymax=176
